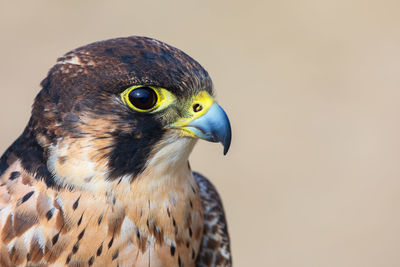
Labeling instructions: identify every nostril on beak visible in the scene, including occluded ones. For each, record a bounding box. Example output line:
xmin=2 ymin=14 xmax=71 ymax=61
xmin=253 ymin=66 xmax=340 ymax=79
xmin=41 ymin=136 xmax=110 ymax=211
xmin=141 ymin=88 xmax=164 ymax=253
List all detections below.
xmin=193 ymin=103 xmax=203 ymax=113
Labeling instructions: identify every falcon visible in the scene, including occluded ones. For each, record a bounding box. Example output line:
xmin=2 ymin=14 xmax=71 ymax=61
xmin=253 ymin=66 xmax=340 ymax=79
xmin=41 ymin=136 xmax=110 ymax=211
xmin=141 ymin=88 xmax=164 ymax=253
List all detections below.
xmin=0 ymin=36 xmax=232 ymax=267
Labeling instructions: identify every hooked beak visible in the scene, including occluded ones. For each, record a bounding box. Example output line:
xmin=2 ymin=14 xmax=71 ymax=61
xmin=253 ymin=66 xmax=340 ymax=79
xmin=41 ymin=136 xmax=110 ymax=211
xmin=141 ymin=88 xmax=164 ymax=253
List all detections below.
xmin=185 ymin=102 xmax=232 ymax=155
xmin=168 ymin=91 xmax=232 ymax=155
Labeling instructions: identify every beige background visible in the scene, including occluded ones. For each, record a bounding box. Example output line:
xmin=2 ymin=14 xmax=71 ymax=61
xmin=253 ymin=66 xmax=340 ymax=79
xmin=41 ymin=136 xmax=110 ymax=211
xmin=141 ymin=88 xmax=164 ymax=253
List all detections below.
xmin=1 ymin=0 xmax=400 ymax=266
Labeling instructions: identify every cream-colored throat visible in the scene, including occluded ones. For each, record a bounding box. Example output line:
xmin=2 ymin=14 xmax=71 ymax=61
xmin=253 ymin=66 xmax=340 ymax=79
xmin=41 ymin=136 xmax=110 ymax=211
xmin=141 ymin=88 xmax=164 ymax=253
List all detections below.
xmin=129 ymin=136 xmax=199 ymax=210
xmin=144 ymin=136 xmax=197 ymax=177
xmin=117 ymin=137 xmax=204 ymax=267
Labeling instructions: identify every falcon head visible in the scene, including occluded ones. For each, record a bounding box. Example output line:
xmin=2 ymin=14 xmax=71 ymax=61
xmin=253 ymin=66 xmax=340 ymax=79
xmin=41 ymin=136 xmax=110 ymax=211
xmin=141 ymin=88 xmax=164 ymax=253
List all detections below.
xmin=24 ymin=36 xmax=231 ymax=187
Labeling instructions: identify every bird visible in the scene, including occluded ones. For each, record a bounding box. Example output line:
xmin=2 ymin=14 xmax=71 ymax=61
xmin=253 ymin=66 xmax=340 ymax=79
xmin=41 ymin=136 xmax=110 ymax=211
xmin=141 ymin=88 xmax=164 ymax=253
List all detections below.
xmin=0 ymin=36 xmax=232 ymax=267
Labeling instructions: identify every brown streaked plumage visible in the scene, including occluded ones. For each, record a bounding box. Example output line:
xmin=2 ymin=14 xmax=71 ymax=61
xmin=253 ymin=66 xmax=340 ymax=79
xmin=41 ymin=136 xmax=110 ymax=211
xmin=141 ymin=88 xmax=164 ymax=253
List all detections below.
xmin=0 ymin=36 xmax=232 ymax=266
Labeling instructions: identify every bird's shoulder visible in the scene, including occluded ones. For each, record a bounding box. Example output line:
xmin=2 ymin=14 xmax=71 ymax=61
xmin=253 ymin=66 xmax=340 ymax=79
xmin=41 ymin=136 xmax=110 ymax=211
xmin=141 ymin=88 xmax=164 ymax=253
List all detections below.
xmin=193 ymin=172 xmax=232 ymax=267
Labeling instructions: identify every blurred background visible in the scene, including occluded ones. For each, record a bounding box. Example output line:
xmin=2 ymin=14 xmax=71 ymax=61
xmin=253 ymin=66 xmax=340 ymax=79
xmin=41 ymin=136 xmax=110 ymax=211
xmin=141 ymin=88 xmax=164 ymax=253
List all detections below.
xmin=1 ymin=0 xmax=400 ymax=266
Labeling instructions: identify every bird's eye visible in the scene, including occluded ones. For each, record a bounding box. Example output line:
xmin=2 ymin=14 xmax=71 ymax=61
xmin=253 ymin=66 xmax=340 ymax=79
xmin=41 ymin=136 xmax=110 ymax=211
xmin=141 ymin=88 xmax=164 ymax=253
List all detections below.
xmin=127 ymin=87 xmax=158 ymax=111
xmin=121 ymin=85 xmax=176 ymax=113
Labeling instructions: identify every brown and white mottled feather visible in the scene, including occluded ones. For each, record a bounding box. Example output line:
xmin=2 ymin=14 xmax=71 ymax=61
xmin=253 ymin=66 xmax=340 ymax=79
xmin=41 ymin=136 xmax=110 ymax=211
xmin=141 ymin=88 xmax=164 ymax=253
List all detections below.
xmin=194 ymin=173 xmax=232 ymax=267
xmin=0 ymin=158 xmax=231 ymax=267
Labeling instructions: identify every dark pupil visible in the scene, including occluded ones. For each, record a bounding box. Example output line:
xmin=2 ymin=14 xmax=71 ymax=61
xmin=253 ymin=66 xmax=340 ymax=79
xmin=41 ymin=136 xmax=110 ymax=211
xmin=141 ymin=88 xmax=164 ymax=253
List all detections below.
xmin=129 ymin=87 xmax=157 ymax=110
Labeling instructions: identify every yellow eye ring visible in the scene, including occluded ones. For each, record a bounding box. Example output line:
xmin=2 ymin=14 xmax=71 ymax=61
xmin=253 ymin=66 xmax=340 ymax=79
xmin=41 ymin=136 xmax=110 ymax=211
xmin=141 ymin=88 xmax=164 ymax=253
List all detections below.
xmin=121 ymin=85 xmax=176 ymax=113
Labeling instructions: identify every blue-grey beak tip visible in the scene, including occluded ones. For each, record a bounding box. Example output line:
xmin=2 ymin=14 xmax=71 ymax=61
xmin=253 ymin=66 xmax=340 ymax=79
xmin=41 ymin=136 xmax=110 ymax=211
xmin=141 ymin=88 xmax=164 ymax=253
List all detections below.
xmin=204 ymin=103 xmax=232 ymax=155
xmin=222 ymin=123 xmax=232 ymax=156
xmin=188 ymin=102 xmax=232 ymax=155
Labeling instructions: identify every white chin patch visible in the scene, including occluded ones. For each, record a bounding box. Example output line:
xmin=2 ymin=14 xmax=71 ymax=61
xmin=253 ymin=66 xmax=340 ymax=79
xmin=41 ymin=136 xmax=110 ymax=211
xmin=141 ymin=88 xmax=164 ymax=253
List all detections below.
xmin=144 ymin=134 xmax=197 ymax=174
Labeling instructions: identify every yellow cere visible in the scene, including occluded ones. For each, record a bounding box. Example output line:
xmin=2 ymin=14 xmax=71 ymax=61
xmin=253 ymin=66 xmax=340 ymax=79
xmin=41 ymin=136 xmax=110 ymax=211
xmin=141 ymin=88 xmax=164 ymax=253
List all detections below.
xmin=121 ymin=85 xmax=176 ymax=113
xmin=170 ymin=90 xmax=215 ymax=137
